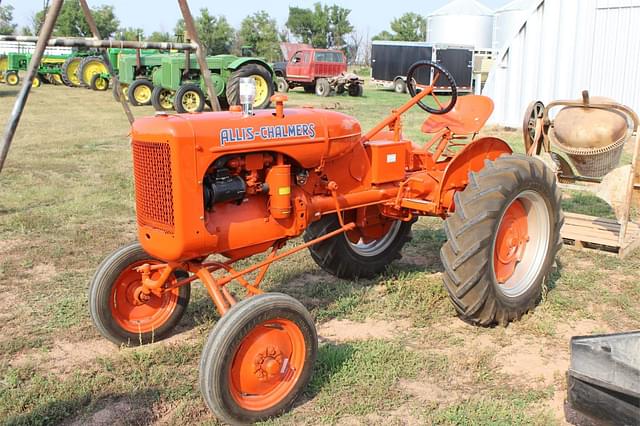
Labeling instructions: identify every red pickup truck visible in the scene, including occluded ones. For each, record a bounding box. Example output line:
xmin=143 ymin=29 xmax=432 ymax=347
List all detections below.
xmin=273 ymin=45 xmax=363 ymax=97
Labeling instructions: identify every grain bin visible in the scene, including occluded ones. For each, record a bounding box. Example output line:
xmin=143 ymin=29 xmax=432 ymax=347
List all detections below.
xmin=492 ymin=0 xmax=533 ymax=51
xmin=426 ymin=0 xmax=494 ymax=50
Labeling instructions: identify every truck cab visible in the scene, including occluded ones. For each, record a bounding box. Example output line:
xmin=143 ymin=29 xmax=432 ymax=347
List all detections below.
xmin=280 ymin=48 xmax=346 ymax=91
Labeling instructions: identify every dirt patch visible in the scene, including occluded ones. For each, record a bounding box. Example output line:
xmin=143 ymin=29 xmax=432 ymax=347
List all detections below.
xmin=338 ymin=404 xmax=422 ymax=426
xmin=318 ymin=318 xmax=412 ymax=343
xmin=496 ymin=336 xmax=569 ymax=386
xmin=12 ymin=338 xmax=115 ymax=376
xmin=68 ymin=399 xmax=151 ymax=426
xmin=398 ymin=378 xmax=459 ymax=405
xmin=30 ymin=263 xmax=58 ymax=283
xmin=0 ymin=238 xmax=23 ymax=255
xmin=556 ymin=319 xmax=612 ymax=342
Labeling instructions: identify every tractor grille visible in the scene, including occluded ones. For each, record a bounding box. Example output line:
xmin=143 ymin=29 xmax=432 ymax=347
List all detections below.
xmin=132 ymin=141 xmax=175 ymax=233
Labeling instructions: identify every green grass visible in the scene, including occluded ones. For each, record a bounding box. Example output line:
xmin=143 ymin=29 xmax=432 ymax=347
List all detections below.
xmin=0 ymin=80 xmax=638 ymax=424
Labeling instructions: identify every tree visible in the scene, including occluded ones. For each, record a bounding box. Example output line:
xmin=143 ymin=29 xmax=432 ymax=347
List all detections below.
xmin=33 ymin=0 xmax=119 ymax=37
xmin=238 ymin=11 xmax=280 ymax=61
xmin=0 ymin=5 xmax=17 ymax=35
xmin=373 ymin=12 xmax=426 ymax=42
xmin=286 ymin=3 xmax=353 ymax=49
xmin=117 ymin=27 xmax=144 ymax=41
xmin=174 ymin=9 xmax=235 ymax=55
xmin=147 ymin=31 xmax=171 ymax=43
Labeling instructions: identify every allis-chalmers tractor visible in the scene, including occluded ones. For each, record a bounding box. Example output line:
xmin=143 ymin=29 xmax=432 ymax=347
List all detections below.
xmin=89 ymin=61 xmax=562 ymax=424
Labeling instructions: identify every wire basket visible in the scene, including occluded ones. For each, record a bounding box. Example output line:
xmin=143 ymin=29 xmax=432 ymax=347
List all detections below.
xmin=550 ymin=129 xmax=630 ymax=177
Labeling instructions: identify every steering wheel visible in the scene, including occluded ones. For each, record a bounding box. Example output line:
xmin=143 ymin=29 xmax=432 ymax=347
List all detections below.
xmin=406 ymin=60 xmax=458 ymax=115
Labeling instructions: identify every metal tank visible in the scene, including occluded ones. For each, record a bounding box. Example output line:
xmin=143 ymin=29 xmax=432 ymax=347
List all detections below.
xmin=426 ymin=0 xmax=494 ymax=50
xmin=492 ymin=0 xmax=533 ymax=51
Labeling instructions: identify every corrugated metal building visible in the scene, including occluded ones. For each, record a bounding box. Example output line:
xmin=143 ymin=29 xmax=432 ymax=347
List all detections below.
xmin=483 ymin=0 xmax=640 ymax=127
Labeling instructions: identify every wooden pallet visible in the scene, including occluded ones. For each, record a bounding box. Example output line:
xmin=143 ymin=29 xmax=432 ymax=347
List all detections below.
xmin=561 ymin=212 xmax=640 ymax=258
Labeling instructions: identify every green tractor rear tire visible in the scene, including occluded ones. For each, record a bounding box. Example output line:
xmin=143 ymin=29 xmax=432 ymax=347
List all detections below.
xmin=78 ymin=56 xmax=108 ymax=88
xmin=226 ymin=64 xmax=274 ymax=110
xmin=128 ymin=79 xmax=154 ymax=106
xmin=151 ymin=86 xmax=174 ymax=111
xmin=61 ymin=56 xmax=83 ymax=87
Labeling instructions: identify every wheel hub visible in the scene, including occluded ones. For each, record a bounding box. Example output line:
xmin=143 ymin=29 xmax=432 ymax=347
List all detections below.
xmin=254 ymin=346 xmax=286 ymax=381
xmin=494 ymin=200 xmax=529 ymax=283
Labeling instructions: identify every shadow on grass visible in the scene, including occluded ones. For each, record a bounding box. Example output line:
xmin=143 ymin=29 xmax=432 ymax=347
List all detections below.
xmin=0 ymin=89 xmax=19 ymax=98
xmin=4 ymin=389 xmax=160 ymax=426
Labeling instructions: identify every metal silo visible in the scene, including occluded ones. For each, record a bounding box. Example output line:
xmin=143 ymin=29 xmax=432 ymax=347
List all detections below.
xmin=492 ymin=0 xmax=533 ymax=51
xmin=426 ymin=0 xmax=495 ymax=50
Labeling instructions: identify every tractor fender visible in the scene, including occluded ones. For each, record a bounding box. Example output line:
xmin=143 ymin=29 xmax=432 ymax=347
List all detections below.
xmin=226 ymin=57 xmax=275 ymax=77
xmin=437 ymin=137 xmax=513 ymax=213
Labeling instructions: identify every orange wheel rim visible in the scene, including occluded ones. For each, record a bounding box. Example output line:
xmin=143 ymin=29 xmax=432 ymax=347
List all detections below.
xmin=494 ymin=200 xmax=529 ymax=283
xmin=109 ymin=260 xmax=180 ymax=333
xmin=229 ymin=318 xmax=306 ymax=411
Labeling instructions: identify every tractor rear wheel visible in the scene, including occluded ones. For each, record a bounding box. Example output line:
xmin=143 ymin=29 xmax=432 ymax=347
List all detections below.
xmin=315 ymin=78 xmax=331 ymax=97
xmin=304 ymin=213 xmax=413 ymax=279
xmin=226 ymin=63 xmax=274 ymax=110
xmin=90 ymin=73 xmax=109 ymax=91
xmin=77 ymin=56 xmax=108 ymax=88
xmin=440 ymin=154 xmax=563 ymax=326
xmin=89 ymin=242 xmax=191 ymax=346
xmin=275 ymin=76 xmax=289 ymax=93
xmin=5 ymin=71 xmax=19 ymax=86
xmin=129 ymin=79 xmax=154 ymax=106
xmin=200 ymin=293 xmax=317 ymax=425
xmin=151 ymin=86 xmax=174 ymax=111
xmin=61 ymin=56 xmax=82 ymax=87
xmin=175 ymin=84 xmax=205 ymax=113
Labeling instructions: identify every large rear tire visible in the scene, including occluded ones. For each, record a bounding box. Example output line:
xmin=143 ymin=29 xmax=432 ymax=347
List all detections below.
xmin=200 ymin=293 xmax=317 ymax=425
xmin=226 ymin=63 xmax=274 ymax=110
xmin=61 ymin=56 xmax=82 ymax=87
xmin=89 ymin=242 xmax=190 ymax=346
xmin=77 ymin=56 xmax=108 ymax=88
xmin=304 ymin=213 xmax=413 ymax=279
xmin=440 ymin=154 xmax=563 ymax=326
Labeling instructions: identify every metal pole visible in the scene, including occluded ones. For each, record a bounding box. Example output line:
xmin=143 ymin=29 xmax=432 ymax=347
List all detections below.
xmin=78 ymin=0 xmax=134 ymax=124
xmin=177 ymin=0 xmax=221 ymax=111
xmin=0 ymin=0 xmax=64 ymax=174
xmin=0 ymin=36 xmax=197 ymax=51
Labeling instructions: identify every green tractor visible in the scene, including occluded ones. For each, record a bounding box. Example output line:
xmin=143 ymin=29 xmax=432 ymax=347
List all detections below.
xmin=113 ymin=52 xmax=167 ymax=104
xmin=150 ymin=54 xmax=275 ymax=113
xmin=2 ymin=53 xmax=29 ymax=86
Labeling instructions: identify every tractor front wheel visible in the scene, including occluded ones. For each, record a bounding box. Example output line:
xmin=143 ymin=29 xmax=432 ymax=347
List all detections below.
xmin=128 ymin=79 xmax=154 ymax=106
xmin=90 ymin=73 xmax=109 ymax=91
xmin=348 ymin=83 xmax=363 ymax=97
xmin=305 ymin=213 xmax=413 ymax=279
xmin=440 ymin=154 xmax=563 ymax=326
xmin=5 ymin=71 xmax=19 ymax=86
xmin=199 ymin=293 xmax=317 ymax=425
xmin=151 ymin=86 xmax=174 ymax=111
xmin=89 ymin=242 xmax=191 ymax=346
xmin=226 ymin=63 xmax=274 ymax=110
xmin=175 ymin=84 xmax=205 ymax=113
xmin=32 ymin=75 xmax=42 ymax=88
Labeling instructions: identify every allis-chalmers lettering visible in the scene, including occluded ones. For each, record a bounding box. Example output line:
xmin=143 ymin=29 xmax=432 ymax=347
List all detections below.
xmin=220 ymin=123 xmax=316 ymax=145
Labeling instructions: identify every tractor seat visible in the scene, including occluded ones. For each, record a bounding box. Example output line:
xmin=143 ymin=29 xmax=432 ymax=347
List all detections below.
xmin=421 ymin=95 xmax=494 ymax=135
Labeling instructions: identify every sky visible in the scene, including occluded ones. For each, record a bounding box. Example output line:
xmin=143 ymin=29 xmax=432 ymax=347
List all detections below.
xmin=6 ymin=0 xmax=511 ymax=38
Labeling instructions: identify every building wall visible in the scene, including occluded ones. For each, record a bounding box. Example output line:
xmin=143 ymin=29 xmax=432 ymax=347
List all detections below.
xmin=0 ymin=41 xmax=72 ymax=56
xmin=483 ymin=0 xmax=640 ymax=127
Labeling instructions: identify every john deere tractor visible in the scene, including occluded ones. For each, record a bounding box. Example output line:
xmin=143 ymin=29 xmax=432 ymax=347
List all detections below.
xmin=113 ymin=52 xmax=166 ymax=104
xmin=150 ymin=54 xmax=275 ymax=113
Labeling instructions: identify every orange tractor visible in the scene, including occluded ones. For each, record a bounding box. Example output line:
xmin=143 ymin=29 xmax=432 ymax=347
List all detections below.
xmin=89 ymin=61 xmax=563 ymax=424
